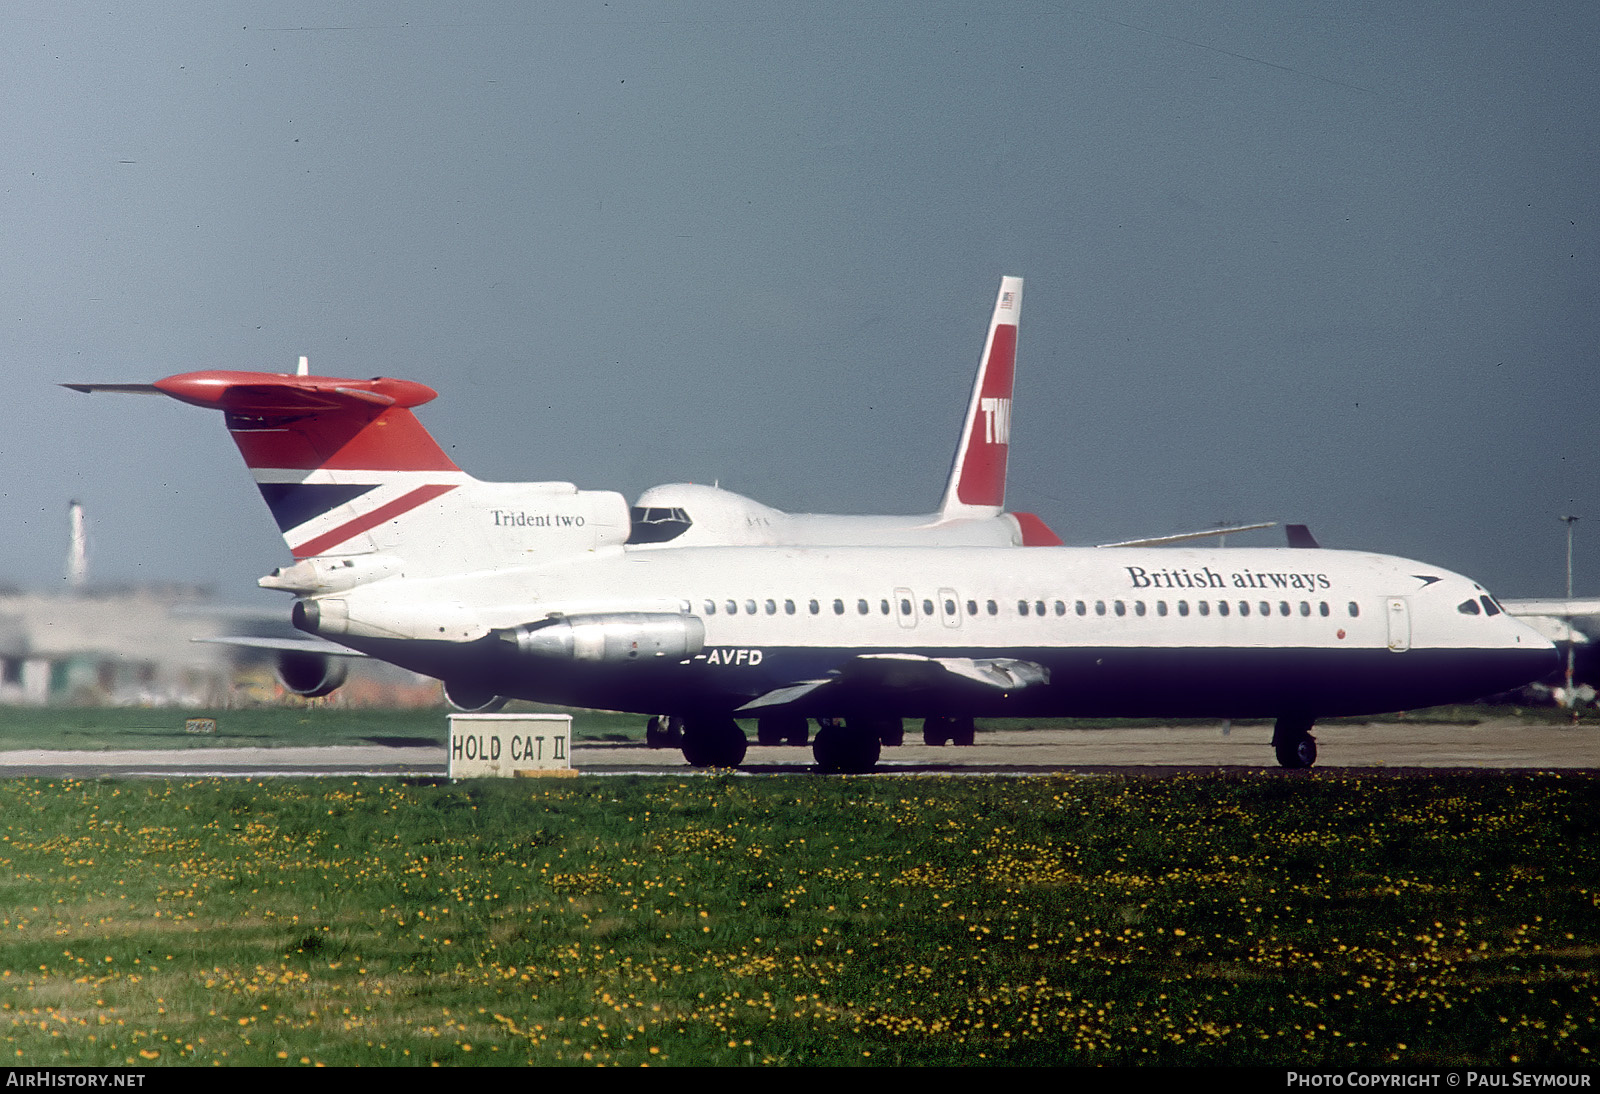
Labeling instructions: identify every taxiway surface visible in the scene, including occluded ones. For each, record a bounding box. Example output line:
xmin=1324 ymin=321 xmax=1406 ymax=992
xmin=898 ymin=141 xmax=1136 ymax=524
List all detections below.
xmin=0 ymin=719 xmax=1594 ymax=778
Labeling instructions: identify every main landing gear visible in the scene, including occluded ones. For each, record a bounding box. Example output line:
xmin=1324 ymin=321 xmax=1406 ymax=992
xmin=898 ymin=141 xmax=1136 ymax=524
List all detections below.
xmin=680 ymin=716 xmax=747 ymax=768
xmin=812 ymin=718 xmax=882 ymax=773
xmin=921 ymin=715 xmax=976 ymax=747
xmin=1273 ymin=715 xmax=1318 ymax=769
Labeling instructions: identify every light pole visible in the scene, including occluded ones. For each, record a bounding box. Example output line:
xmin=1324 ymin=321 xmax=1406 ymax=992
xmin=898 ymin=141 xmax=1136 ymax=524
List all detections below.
xmin=1561 ymin=515 xmax=1579 ymax=709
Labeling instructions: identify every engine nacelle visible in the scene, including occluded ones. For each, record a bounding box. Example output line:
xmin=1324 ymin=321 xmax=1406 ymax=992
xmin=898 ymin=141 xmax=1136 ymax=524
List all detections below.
xmin=502 ymin=612 xmax=706 ymax=663
xmin=276 ymin=651 xmax=349 ymax=698
xmin=443 ymin=680 xmax=507 ymax=713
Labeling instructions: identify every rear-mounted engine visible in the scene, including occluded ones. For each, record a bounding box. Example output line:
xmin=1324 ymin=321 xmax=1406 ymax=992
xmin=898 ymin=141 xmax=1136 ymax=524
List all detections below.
xmin=500 ymin=613 xmax=706 ymax=662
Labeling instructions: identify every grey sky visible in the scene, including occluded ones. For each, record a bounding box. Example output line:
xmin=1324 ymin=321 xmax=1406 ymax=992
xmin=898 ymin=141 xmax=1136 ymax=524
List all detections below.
xmin=4 ymin=2 xmax=1596 ymax=605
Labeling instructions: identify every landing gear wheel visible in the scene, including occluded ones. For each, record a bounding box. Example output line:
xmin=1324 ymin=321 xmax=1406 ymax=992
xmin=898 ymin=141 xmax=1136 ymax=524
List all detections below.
xmin=813 ymin=722 xmax=881 ymax=773
xmin=757 ymin=714 xmax=809 ymax=746
xmin=852 ymin=715 xmax=903 ymax=748
xmin=681 ymin=717 xmax=747 ymax=768
xmin=1272 ymin=715 xmax=1317 ymax=769
xmin=1275 ymin=734 xmax=1317 ymax=769
xmin=922 ymin=716 xmax=953 ymax=746
xmin=950 ymin=715 xmax=976 ymax=747
xmin=646 ymin=715 xmax=683 ymax=749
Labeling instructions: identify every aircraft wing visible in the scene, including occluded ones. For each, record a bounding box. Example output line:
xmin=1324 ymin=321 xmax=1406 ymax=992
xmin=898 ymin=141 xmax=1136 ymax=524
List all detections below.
xmin=1499 ymin=598 xmax=1600 ymax=618
xmin=736 ymin=652 xmax=1048 ymax=712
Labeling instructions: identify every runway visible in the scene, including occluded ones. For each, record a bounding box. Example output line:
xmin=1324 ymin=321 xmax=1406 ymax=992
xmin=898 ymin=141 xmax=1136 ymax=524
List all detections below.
xmin=0 ymin=719 xmax=1594 ymax=778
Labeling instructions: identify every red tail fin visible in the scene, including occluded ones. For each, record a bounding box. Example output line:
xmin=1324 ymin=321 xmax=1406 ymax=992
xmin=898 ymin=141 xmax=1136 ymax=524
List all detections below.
xmin=939 ymin=276 xmax=1021 ymax=519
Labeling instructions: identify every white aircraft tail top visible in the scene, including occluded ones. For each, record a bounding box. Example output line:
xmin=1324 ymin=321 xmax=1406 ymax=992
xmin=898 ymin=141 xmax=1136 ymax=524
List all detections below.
xmin=938 ymin=275 xmax=1022 ymax=522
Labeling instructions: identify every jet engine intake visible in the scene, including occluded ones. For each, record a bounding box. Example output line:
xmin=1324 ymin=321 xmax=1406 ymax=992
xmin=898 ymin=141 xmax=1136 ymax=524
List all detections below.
xmin=502 ymin=612 xmax=706 ymax=663
xmin=276 ymin=651 xmax=348 ymax=698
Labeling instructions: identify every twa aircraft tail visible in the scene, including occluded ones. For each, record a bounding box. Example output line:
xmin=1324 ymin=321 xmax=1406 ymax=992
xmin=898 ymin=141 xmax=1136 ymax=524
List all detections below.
xmin=933 ymin=276 xmax=1059 ymax=545
xmin=938 ymin=275 xmax=1021 ymax=522
xmin=66 ymin=370 xmax=631 ymax=585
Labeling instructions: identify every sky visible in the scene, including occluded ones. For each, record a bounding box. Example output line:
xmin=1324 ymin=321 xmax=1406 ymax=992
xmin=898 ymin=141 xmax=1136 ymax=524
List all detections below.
xmin=4 ymin=1 xmax=1597 ymax=607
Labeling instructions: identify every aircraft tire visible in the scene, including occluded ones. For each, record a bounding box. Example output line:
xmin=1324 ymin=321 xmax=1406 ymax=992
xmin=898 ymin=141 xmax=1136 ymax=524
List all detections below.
xmin=950 ymin=716 xmax=977 ymax=747
xmin=646 ymin=716 xmax=683 ymax=749
xmin=682 ymin=717 xmax=747 ymax=768
xmin=813 ymin=723 xmax=880 ymax=773
xmin=922 ymin=716 xmax=952 ymax=746
xmin=1272 ymin=715 xmax=1317 ymax=769
xmin=850 ymin=715 xmax=903 ymax=748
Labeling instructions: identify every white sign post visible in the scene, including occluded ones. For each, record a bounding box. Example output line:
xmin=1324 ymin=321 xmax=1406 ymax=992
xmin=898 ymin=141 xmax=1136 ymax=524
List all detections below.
xmin=448 ymin=713 xmax=576 ymax=779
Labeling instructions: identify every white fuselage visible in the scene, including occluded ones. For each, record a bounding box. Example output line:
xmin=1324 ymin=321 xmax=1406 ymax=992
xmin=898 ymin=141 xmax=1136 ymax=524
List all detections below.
xmin=304 ymin=544 xmax=1555 ymax=720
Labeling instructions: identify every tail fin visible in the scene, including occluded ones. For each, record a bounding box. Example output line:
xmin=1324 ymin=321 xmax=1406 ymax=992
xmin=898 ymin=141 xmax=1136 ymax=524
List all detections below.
xmin=67 ymin=370 xmax=629 ymax=576
xmin=938 ymin=276 xmax=1021 ymax=521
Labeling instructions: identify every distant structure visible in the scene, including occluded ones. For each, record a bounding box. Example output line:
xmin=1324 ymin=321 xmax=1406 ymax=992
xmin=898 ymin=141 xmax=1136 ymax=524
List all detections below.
xmin=0 ymin=496 xmax=439 ymax=707
xmin=65 ymin=501 xmax=88 ymax=591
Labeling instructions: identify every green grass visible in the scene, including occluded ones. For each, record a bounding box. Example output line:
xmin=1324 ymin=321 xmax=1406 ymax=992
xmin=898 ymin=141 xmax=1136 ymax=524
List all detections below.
xmin=0 ymin=773 xmax=1594 ymax=1066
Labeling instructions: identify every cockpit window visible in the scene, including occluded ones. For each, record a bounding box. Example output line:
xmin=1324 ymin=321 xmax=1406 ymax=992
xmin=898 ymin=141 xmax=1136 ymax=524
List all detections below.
xmin=626 ymin=506 xmax=693 ymax=544
xmin=1457 ymin=599 xmax=1482 ymax=615
xmin=1480 ymin=596 xmax=1502 ymax=617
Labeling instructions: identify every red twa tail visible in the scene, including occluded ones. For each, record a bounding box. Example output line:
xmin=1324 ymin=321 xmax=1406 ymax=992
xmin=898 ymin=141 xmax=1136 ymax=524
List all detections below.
xmin=938 ymin=276 xmax=1021 ymax=520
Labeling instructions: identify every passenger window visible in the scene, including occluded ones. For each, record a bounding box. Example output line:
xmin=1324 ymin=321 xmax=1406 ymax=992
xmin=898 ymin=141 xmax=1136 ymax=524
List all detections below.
xmin=1054 ymin=600 xmax=1066 ymax=616
xmin=833 ymin=599 xmax=845 ymax=615
xmin=944 ymin=598 xmax=957 ymax=616
xmin=1299 ymin=601 xmax=1311 ymax=617
xmin=1238 ymin=601 xmax=1249 ymax=616
xmin=858 ymin=599 xmax=870 ymax=615
xmin=745 ymin=599 xmax=757 ymax=615
xmin=1260 ymin=601 xmax=1271 ymax=617
xmin=704 ymin=599 xmax=716 ymax=615
xmin=1279 ymin=601 xmax=1291 ymax=617
xmin=1217 ymin=601 xmax=1230 ymax=617
xmin=1134 ymin=601 xmax=1146 ymax=617
xmin=1457 ymin=599 xmax=1482 ymax=615
xmin=1348 ymin=602 xmax=1360 ymax=617
xmin=726 ymin=599 xmax=737 ymax=615
xmin=1035 ymin=600 xmax=1046 ymax=617
xmin=1018 ymin=600 xmax=1029 ymax=616
xmin=1157 ymin=601 xmax=1168 ymax=617
xmin=1178 ymin=600 xmax=1189 ymax=617
xmin=809 ymin=599 xmax=820 ymax=615
xmin=1198 ymin=601 xmax=1210 ymax=617
xmin=1095 ymin=600 xmax=1106 ymax=616
xmin=1075 ymin=600 xmax=1087 ymax=616
xmin=967 ymin=600 xmax=978 ymax=616
xmin=1481 ymin=596 xmax=1501 ymax=617
xmin=987 ymin=600 xmax=998 ymax=616
xmin=1114 ymin=600 xmax=1126 ymax=617
xmin=882 ymin=600 xmax=891 ymax=615
xmin=785 ymin=599 xmax=796 ymax=615
xmin=902 ymin=598 xmax=914 ymax=616
xmin=924 ymin=599 xmax=935 ymax=617
xmin=1319 ymin=601 xmax=1330 ymax=617
xmin=766 ymin=599 xmax=777 ymax=615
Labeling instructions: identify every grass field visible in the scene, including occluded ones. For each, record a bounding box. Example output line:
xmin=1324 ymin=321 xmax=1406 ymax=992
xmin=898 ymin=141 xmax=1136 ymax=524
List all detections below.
xmin=0 ymin=772 xmax=1594 ymax=1066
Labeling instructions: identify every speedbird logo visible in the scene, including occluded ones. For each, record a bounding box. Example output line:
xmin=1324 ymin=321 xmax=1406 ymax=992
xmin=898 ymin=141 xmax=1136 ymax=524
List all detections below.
xmin=980 ymin=397 xmax=1011 ymax=444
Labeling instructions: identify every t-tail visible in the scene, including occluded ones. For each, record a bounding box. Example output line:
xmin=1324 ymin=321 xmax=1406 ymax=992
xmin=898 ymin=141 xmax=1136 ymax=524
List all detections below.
xmin=935 ymin=276 xmax=1060 ymax=545
xmin=940 ymin=276 xmax=1020 ymax=521
xmin=65 ymin=369 xmax=631 ymax=587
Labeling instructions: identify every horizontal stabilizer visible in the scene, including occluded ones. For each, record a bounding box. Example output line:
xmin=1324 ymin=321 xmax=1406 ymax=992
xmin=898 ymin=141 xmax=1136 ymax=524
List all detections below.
xmin=1097 ymin=521 xmax=1277 ymax=549
xmin=192 ymin=634 xmax=368 ymax=657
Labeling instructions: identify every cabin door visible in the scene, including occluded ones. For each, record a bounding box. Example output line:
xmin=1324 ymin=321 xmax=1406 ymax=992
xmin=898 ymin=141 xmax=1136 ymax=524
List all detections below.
xmin=1385 ymin=597 xmax=1411 ymax=652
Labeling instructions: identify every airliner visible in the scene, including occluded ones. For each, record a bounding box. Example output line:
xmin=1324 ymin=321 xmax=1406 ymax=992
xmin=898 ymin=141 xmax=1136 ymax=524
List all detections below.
xmin=625 ymin=276 xmax=1062 ymax=551
xmin=67 ymin=348 xmax=1555 ymax=775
